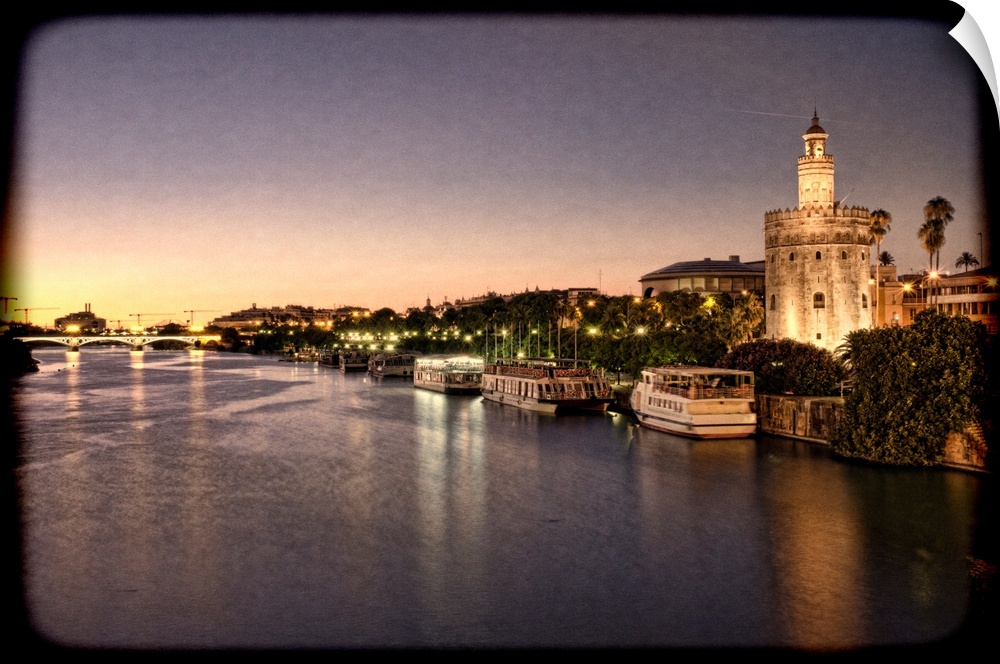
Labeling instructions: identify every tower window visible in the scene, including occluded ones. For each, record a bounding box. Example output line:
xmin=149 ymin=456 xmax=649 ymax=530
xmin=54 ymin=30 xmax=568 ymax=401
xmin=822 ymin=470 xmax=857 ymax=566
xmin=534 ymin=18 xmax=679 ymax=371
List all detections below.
xmin=841 ymin=250 xmax=847 ymax=259
xmin=862 ymin=294 xmax=868 ymax=309
xmin=770 ymin=254 xmax=775 ymax=263
xmin=789 ymin=252 xmax=795 ymax=262
xmin=813 ymin=293 xmax=825 ymax=309
xmin=815 ymin=251 xmax=822 ymax=260
xmin=770 ymin=294 xmax=776 ymax=310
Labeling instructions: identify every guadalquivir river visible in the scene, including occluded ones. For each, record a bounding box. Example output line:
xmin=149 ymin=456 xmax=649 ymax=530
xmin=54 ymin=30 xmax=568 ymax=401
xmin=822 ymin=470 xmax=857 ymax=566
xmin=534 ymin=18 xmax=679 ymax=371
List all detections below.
xmin=9 ymin=347 xmax=994 ymax=650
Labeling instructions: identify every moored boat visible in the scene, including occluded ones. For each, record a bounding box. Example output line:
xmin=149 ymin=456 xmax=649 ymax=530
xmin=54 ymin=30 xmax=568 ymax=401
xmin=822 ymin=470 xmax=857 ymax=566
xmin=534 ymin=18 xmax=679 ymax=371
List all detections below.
xmin=338 ymin=349 xmax=369 ymax=372
xmin=413 ymin=354 xmax=484 ymax=394
xmin=481 ymin=357 xmax=613 ymax=413
xmin=368 ymin=350 xmax=422 ymax=378
xmin=629 ymin=366 xmax=756 ymax=439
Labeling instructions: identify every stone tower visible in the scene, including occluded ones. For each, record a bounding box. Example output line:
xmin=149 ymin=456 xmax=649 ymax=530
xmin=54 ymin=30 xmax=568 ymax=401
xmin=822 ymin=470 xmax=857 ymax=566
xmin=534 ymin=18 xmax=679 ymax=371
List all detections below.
xmin=764 ymin=114 xmax=872 ymax=352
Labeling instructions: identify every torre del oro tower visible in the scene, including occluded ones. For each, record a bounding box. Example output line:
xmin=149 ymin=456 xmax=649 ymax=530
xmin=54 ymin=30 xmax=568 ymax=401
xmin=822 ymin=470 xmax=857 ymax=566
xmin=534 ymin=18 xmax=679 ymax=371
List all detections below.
xmin=764 ymin=114 xmax=872 ymax=352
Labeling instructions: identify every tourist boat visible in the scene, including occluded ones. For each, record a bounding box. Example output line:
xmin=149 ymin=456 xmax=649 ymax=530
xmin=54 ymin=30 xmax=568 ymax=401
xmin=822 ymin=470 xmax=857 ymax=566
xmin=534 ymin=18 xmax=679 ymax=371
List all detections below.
xmin=629 ymin=366 xmax=756 ymax=439
xmin=338 ymin=349 xmax=369 ymax=372
xmin=368 ymin=350 xmax=421 ymax=378
xmin=480 ymin=357 xmax=613 ymax=414
xmin=413 ymin=354 xmax=484 ymax=394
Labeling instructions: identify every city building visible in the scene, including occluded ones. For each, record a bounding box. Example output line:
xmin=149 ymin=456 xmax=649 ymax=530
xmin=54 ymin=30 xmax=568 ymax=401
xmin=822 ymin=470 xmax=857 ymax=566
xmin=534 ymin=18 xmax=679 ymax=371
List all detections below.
xmin=638 ymin=256 xmax=764 ymax=302
xmin=764 ymin=114 xmax=872 ymax=351
xmin=897 ymin=267 xmax=998 ymax=334
xmin=208 ymin=304 xmax=361 ymax=329
xmin=869 ymin=264 xmax=906 ymax=328
xmin=54 ymin=303 xmax=106 ymax=333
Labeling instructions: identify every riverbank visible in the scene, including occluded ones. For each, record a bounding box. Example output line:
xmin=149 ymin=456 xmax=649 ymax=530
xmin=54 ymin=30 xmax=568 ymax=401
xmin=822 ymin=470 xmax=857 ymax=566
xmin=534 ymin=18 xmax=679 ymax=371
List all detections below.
xmin=0 ymin=338 xmax=39 ymax=376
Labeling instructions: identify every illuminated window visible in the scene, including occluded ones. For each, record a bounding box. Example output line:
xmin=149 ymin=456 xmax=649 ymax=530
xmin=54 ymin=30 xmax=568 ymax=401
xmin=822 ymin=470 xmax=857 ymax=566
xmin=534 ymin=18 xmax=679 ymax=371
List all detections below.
xmin=813 ymin=292 xmax=825 ymax=309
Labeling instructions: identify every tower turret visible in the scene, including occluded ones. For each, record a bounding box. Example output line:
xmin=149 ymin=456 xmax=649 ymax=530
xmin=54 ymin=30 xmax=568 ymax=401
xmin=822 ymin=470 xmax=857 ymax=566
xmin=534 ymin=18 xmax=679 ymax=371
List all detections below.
xmin=797 ymin=114 xmax=834 ymax=208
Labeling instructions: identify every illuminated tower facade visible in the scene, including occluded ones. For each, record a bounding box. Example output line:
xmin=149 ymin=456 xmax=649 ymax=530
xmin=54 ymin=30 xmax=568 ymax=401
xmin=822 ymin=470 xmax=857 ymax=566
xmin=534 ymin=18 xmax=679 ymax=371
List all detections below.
xmin=764 ymin=114 xmax=872 ymax=352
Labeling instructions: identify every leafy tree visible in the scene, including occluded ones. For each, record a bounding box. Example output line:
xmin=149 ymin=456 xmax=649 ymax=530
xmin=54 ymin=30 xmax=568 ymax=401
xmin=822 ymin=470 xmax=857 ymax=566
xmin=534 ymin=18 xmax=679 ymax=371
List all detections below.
xmin=832 ymin=310 xmax=991 ymax=467
xmin=719 ymin=292 xmax=765 ymax=350
xmin=0 ymin=337 xmax=39 ymax=375
xmin=220 ymin=327 xmax=245 ymax=352
xmin=714 ymin=338 xmax=845 ymax=396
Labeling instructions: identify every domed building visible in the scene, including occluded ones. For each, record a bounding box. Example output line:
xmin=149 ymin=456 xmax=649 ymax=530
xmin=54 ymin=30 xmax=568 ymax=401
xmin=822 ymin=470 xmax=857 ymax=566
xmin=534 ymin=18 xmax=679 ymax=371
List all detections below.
xmin=764 ymin=114 xmax=872 ymax=351
xmin=638 ymin=255 xmax=764 ymax=302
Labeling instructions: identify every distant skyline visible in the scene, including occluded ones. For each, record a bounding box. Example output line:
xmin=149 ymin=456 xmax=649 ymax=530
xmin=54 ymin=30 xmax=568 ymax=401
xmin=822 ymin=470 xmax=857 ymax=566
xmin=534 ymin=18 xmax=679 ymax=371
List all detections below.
xmin=3 ymin=7 xmax=997 ymax=328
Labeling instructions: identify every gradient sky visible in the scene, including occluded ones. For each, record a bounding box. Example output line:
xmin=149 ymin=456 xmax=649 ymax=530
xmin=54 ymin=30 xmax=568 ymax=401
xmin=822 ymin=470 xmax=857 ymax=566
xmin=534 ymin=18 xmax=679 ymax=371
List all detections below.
xmin=3 ymin=7 xmax=996 ymax=328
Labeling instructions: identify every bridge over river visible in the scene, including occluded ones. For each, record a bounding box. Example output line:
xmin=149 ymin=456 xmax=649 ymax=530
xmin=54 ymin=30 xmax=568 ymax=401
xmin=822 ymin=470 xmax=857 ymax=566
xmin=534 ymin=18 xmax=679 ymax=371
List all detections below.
xmin=16 ymin=335 xmax=222 ymax=351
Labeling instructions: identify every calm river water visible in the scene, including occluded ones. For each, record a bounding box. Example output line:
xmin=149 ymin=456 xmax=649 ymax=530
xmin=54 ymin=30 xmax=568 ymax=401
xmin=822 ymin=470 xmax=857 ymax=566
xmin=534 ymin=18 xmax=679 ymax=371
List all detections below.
xmin=9 ymin=347 xmax=996 ymax=651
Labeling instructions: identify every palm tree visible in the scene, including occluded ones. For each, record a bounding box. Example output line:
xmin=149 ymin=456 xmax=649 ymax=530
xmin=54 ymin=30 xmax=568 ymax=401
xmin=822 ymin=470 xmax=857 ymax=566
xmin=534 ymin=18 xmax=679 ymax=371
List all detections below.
xmin=918 ymin=221 xmax=945 ymax=309
xmin=955 ymin=251 xmax=980 ymax=272
xmin=878 ymin=251 xmax=894 ymax=266
xmin=923 ymin=196 xmax=955 ymax=272
xmin=868 ymin=209 xmax=892 ymax=326
xmin=918 ymin=220 xmax=945 ymax=271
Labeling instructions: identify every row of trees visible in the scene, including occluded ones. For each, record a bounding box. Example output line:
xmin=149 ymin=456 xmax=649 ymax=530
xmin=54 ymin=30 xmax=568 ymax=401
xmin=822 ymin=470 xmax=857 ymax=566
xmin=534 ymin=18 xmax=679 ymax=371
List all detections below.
xmin=219 ymin=289 xmax=767 ymax=379
xmin=874 ymin=196 xmax=982 ymax=275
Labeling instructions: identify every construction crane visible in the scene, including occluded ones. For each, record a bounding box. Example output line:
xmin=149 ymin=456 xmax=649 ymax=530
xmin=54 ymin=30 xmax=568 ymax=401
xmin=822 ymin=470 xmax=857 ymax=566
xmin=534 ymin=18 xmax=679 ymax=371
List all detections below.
xmin=128 ymin=313 xmax=174 ymax=329
xmin=14 ymin=307 xmax=59 ymax=325
xmin=184 ymin=310 xmax=220 ymax=328
xmin=1 ymin=296 xmax=17 ymax=314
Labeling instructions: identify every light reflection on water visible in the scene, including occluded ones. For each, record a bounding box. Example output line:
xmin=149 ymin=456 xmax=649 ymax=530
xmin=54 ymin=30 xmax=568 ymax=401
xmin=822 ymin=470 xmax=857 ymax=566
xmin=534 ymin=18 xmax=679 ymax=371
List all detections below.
xmin=10 ymin=349 xmax=987 ymax=650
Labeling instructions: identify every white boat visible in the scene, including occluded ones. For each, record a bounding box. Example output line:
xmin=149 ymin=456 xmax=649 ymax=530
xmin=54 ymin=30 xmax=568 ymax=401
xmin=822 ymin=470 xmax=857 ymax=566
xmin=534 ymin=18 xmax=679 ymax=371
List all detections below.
xmin=368 ymin=350 xmax=422 ymax=378
xmin=413 ymin=354 xmax=484 ymax=394
xmin=481 ymin=357 xmax=613 ymax=414
xmin=629 ymin=366 xmax=756 ymax=439
xmin=338 ymin=350 xmax=368 ymax=372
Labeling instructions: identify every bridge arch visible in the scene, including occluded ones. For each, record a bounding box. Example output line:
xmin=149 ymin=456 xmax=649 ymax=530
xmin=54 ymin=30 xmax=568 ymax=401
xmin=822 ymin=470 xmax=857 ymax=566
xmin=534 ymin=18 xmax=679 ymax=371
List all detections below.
xmin=15 ymin=335 xmax=221 ymax=351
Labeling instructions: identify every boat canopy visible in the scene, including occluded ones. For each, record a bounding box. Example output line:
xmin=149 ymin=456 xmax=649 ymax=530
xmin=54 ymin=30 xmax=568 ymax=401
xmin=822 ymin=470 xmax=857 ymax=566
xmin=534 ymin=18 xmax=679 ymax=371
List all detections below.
xmin=414 ymin=355 xmax=485 ymax=372
xmin=641 ymin=366 xmax=754 ymax=389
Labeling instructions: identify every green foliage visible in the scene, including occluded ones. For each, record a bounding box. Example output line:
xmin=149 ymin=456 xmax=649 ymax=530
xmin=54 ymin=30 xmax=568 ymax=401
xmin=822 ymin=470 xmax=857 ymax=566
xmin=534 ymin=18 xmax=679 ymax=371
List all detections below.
xmin=220 ymin=327 xmax=245 ymax=351
xmin=832 ymin=310 xmax=990 ymax=467
xmin=714 ymin=338 xmax=845 ymax=396
xmin=0 ymin=336 xmax=39 ymax=375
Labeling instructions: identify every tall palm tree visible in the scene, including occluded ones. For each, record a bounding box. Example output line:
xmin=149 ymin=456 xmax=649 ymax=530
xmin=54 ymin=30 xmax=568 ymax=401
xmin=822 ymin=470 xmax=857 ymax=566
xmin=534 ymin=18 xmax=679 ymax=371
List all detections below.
xmin=868 ymin=209 xmax=892 ymax=326
xmin=878 ymin=251 xmax=894 ymax=266
xmin=918 ymin=220 xmax=945 ymax=271
xmin=918 ymin=220 xmax=945 ymax=309
xmin=955 ymin=251 xmax=980 ymax=272
xmin=923 ymin=196 xmax=955 ymax=272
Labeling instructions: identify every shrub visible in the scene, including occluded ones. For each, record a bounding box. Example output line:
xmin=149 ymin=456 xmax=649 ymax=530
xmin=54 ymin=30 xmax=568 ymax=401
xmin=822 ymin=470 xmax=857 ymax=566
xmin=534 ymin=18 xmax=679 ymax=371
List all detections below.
xmin=831 ymin=310 xmax=990 ymax=466
xmin=714 ymin=338 xmax=845 ymax=396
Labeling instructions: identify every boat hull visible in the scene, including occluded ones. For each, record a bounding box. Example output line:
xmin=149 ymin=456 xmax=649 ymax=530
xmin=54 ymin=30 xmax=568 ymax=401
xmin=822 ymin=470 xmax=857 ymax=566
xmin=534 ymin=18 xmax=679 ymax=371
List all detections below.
xmin=371 ymin=367 xmax=414 ymax=378
xmin=632 ymin=409 xmax=756 ymax=439
xmin=414 ymin=378 xmax=481 ymax=395
xmin=481 ymin=388 xmax=611 ymax=414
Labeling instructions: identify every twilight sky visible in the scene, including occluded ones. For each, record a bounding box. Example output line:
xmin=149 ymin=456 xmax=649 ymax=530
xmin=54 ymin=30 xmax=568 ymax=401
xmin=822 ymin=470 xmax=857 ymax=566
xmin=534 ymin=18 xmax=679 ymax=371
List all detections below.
xmin=3 ymin=7 xmax=996 ymax=328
